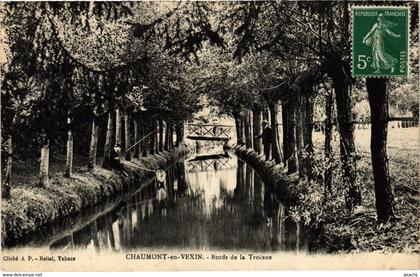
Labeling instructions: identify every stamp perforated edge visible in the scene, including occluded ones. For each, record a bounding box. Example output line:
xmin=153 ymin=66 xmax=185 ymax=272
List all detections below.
xmin=350 ymin=5 xmax=412 ymax=78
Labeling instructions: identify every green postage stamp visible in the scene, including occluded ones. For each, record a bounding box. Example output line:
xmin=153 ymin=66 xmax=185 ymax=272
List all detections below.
xmin=352 ymin=6 xmax=410 ymax=78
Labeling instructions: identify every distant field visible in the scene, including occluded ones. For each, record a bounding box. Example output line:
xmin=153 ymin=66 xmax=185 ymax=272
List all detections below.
xmin=313 ymin=126 xmax=419 ymax=152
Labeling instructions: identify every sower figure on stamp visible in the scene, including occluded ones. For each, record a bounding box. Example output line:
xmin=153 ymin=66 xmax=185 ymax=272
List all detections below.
xmin=256 ymin=120 xmax=272 ymax=161
xmin=362 ymin=13 xmax=401 ymax=74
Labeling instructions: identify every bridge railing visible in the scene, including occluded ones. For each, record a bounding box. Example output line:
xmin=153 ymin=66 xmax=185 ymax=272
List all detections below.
xmin=187 ymin=124 xmax=233 ymax=139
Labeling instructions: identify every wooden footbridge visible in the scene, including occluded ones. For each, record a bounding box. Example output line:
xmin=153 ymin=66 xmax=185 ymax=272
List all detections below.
xmin=186 ymin=124 xmax=233 ymax=141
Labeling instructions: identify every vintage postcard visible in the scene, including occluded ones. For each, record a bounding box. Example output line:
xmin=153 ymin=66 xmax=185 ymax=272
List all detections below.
xmin=0 ymin=0 xmax=419 ymax=273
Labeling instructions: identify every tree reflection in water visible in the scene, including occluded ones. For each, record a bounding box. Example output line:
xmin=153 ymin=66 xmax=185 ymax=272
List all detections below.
xmin=49 ymin=154 xmax=307 ymax=253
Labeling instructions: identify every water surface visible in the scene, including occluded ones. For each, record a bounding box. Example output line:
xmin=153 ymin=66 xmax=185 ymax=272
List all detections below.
xmin=27 ymin=147 xmax=307 ymax=253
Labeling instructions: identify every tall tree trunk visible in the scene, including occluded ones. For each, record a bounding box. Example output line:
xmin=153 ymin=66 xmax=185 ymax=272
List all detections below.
xmin=282 ymin=104 xmax=289 ymax=167
xmin=176 ymin=125 xmax=180 ymax=147
xmin=181 ymin=122 xmax=185 ymax=144
xmin=303 ymin=95 xmax=314 ymax=179
xmin=158 ymin=120 xmax=164 ymax=151
xmin=115 ymin=109 xmax=122 ymax=160
xmin=175 ymin=121 xmax=183 ymax=146
xmin=164 ymin=121 xmax=170 ymax=151
xmin=38 ymin=135 xmax=50 ymax=187
xmin=2 ymin=135 xmax=12 ymax=198
xmin=277 ymin=104 xmax=283 ymax=153
xmin=167 ymin=122 xmax=171 ymax=150
xmin=249 ymin=111 xmax=254 ymax=148
xmin=65 ymin=115 xmax=73 ymax=177
xmin=235 ymin=160 xmax=245 ymax=199
xmin=295 ymin=97 xmax=305 ymax=177
xmin=284 ymin=102 xmax=298 ymax=174
xmin=88 ymin=116 xmax=99 ymax=170
xmin=137 ymin=120 xmax=143 ymax=157
xmin=155 ymin=120 xmax=160 ymax=154
xmin=240 ymin=117 xmax=245 ymax=145
xmin=169 ymin=123 xmax=174 ymax=149
xmin=333 ymin=76 xmax=361 ymax=210
xmin=263 ymin=108 xmax=269 ymax=122
xmin=244 ymin=110 xmax=253 ymax=148
xmin=234 ymin=115 xmax=244 ymax=145
xmin=149 ymin=120 xmax=156 ymax=155
xmin=253 ymin=109 xmax=262 ymax=154
xmin=367 ymin=78 xmax=394 ymax=222
xmin=155 ymin=121 xmax=159 ymax=153
xmin=133 ymin=119 xmax=139 ymax=159
xmin=3 ymin=115 xmax=17 ymax=198
xmin=176 ymin=121 xmax=184 ymax=146
xmin=141 ymin=123 xmax=147 ymax=157
xmin=102 ymin=112 xmax=114 ymax=168
xmin=324 ymin=91 xmax=333 ymax=191
xmin=124 ymin=113 xmax=132 ymax=161
xmin=269 ymin=102 xmax=282 ymax=164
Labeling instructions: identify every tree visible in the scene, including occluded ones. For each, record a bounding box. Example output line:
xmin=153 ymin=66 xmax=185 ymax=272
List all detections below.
xmin=252 ymin=109 xmax=263 ymax=154
xmin=365 ymin=10 xmax=419 ymax=221
xmin=1 ymin=2 xmax=144 ymax=185
xmin=2 ymin=3 xmax=71 ymax=187
xmin=226 ymin=1 xmax=364 ymax=208
xmin=1 ymin=1 xmax=210 ymax=195
xmin=322 ymin=83 xmax=334 ymax=191
xmin=297 ymin=2 xmax=362 ymax=209
xmin=366 ymin=78 xmax=394 ymax=222
xmin=102 ymin=111 xmax=114 ymax=168
xmin=244 ymin=110 xmax=253 ymax=148
xmin=1 ymin=61 xmax=38 ymax=195
xmin=291 ymin=69 xmax=319 ymax=178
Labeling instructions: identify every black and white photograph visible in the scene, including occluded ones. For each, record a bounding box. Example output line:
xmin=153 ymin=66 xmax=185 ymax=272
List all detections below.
xmin=0 ymin=0 xmax=418 ymax=273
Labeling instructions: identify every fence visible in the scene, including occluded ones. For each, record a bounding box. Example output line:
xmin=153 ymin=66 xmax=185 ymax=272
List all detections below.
xmin=312 ymin=117 xmax=418 ymax=133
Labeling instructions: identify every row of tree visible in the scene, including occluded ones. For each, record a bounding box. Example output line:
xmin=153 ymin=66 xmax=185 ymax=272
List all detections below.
xmin=192 ymin=1 xmax=418 ymax=223
xmin=1 ymin=2 xmax=200 ymax=196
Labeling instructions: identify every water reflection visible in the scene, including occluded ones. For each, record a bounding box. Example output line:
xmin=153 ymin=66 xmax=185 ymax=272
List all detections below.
xmin=49 ymin=149 xmax=307 ymax=253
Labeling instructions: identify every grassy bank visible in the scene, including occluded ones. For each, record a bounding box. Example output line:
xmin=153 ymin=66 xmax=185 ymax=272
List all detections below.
xmin=310 ymin=128 xmax=419 ymax=253
xmin=228 ymin=127 xmax=419 ymax=254
xmin=1 ymin=146 xmax=189 ymax=246
xmin=316 ymin=147 xmax=419 ymax=253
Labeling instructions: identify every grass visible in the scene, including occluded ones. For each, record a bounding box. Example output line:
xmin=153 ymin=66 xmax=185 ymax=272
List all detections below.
xmin=346 ymin=147 xmax=417 ymax=253
xmin=234 ymin=127 xmax=419 ymax=254
xmin=310 ymin=127 xmax=419 ymax=253
xmin=1 ymin=146 xmax=189 ymax=247
xmin=315 ymin=147 xmax=419 ymax=254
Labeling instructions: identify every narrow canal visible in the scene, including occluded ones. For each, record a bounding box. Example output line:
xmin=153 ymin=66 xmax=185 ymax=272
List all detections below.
xmin=17 ymin=145 xmax=307 ymax=253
